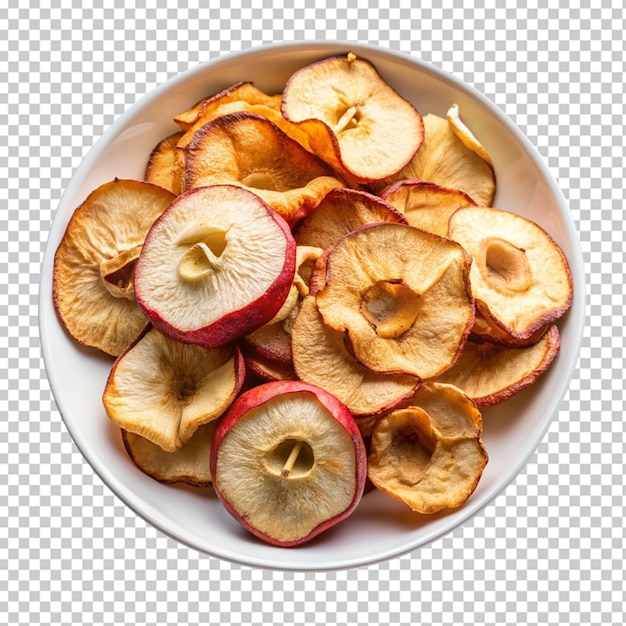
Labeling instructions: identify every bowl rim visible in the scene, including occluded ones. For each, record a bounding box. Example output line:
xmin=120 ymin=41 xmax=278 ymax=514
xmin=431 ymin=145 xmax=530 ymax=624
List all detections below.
xmin=39 ymin=39 xmax=586 ymax=571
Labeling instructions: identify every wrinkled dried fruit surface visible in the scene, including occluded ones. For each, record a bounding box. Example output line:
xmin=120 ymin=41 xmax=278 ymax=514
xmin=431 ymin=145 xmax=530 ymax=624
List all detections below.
xmin=103 ymin=327 xmax=243 ymax=452
xmin=448 ymin=206 xmax=573 ymax=343
xmin=292 ymin=296 xmax=419 ymax=417
xmin=53 ymin=179 xmax=175 ymax=356
xmin=394 ymin=113 xmax=495 ymax=206
xmin=315 ymin=223 xmax=475 ymax=379
xmin=121 ymin=420 xmax=217 ymax=486
xmin=435 ymin=324 xmax=560 ymax=406
xmin=281 ymin=53 xmax=424 ymax=183
xmin=368 ymin=382 xmax=488 ymax=514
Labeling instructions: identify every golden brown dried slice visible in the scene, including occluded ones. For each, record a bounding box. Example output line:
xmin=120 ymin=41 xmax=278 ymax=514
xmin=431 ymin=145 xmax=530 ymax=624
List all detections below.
xmin=447 ymin=206 xmax=573 ymax=345
xmin=145 ymin=132 xmax=185 ymax=195
xmin=380 ymin=180 xmax=476 ymax=237
xmin=291 ymin=295 xmax=419 ymax=417
xmin=121 ymin=420 xmax=217 ymax=487
xmin=295 ymin=187 xmax=407 ymax=250
xmin=174 ymin=81 xmax=281 ymax=135
xmin=393 ymin=112 xmax=495 ymax=206
xmin=435 ymin=324 xmax=560 ymax=406
xmin=103 ymin=327 xmax=245 ymax=452
xmin=367 ymin=382 xmax=488 ymax=514
xmin=315 ymin=223 xmax=475 ymax=379
xmin=184 ymin=112 xmax=344 ymax=224
xmin=53 ymin=179 xmax=175 ymax=356
xmin=281 ymin=52 xmax=424 ymax=183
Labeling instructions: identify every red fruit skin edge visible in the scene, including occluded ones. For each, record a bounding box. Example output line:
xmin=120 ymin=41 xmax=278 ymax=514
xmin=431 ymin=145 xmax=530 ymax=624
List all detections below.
xmin=210 ymin=380 xmax=368 ymax=547
xmin=135 ymin=185 xmax=297 ymax=349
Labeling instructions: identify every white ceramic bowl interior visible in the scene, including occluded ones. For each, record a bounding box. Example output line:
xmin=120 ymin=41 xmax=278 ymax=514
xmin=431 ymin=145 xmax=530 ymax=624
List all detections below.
xmin=40 ymin=41 xmax=585 ymax=571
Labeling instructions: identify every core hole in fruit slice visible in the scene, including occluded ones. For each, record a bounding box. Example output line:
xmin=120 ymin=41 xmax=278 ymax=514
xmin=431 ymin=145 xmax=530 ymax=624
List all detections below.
xmin=480 ymin=237 xmax=532 ymax=292
xmin=100 ymin=243 xmax=143 ymax=300
xmin=264 ymin=438 xmax=315 ymax=478
xmin=360 ymin=280 xmax=421 ymax=339
xmin=177 ymin=228 xmax=229 ymax=281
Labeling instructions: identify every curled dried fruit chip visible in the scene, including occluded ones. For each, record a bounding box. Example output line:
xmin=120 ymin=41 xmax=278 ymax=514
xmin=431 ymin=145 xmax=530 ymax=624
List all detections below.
xmin=381 ymin=179 xmax=476 ymax=237
xmin=53 ymin=179 xmax=175 ymax=356
xmin=295 ymin=187 xmax=407 ymax=250
xmin=368 ymin=382 xmax=488 ymax=514
xmin=145 ymin=132 xmax=185 ymax=195
xmin=183 ymin=111 xmax=344 ymax=224
xmin=315 ymin=223 xmax=475 ymax=379
xmin=435 ymin=324 xmax=560 ymax=406
xmin=121 ymin=420 xmax=217 ymax=487
xmin=447 ymin=205 xmax=573 ymax=344
xmin=103 ymin=327 xmax=244 ymax=452
xmin=281 ymin=52 xmax=424 ymax=183
xmin=291 ymin=296 xmax=419 ymax=417
xmin=393 ymin=112 xmax=495 ymax=206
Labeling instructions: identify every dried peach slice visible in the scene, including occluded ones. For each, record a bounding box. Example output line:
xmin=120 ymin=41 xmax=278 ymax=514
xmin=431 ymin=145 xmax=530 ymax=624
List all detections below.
xmin=281 ymin=52 xmax=424 ymax=183
xmin=145 ymin=132 xmax=185 ymax=195
xmin=103 ymin=327 xmax=245 ymax=452
xmin=393 ymin=112 xmax=495 ymax=206
xmin=381 ymin=180 xmax=476 ymax=237
xmin=368 ymin=382 xmax=488 ymax=514
xmin=53 ymin=179 xmax=175 ymax=356
xmin=121 ymin=420 xmax=217 ymax=487
xmin=315 ymin=223 xmax=475 ymax=379
xmin=294 ymin=187 xmax=407 ymax=250
xmin=435 ymin=324 xmax=560 ymax=406
xmin=291 ymin=295 xmax=419 ymax=417
xmin=184 ymin=112 xmax=344 ymax=224
xmin=447 ymin=206 xmax=573 ymax=345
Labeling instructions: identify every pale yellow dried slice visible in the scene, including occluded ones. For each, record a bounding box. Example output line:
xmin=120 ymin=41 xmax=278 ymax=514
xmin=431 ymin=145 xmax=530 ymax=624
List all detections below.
xmin=291 ymin=295 xmax=419 ymax=417
xmin=447 ymin=206 xmax=573 ymax=344
xmin=53 ymin=179 xmax=175 ymax=356
xmin=103 ymin=327 xmax=243 ymax=452
xmin=381 ymin=180 xmax=476 ymax=237
xmin=184 ymin=112 xmax=344 ymax=224
xmin=395 ymin=112 xmax=495 ymax=206
xmin=435 ymin=324 xmax=560 ymax=406
xmin=295 ymin=187 xmax=407 ymax=250
xmin=368 ymin=382 xmax=488 ymax=514
xmin=121 ymin=421 xmax=217 ymax=486
xmin=145 ymin=132 xmax=185 ymax=195
xmin=315 ymin=223 xmax=475 ymax=379
xmin=447 ymin=103 xmax=493 ymax=166
xmin=281 ymin=52 xmax=424 ymax=183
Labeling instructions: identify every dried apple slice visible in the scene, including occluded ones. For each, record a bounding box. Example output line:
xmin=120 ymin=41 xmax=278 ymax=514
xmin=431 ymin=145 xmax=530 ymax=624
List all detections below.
xmin=447 ymin=103 xmax=493 ymax=166
xmin=292 ymin=295 xmax=419 ymax=417
xmin=134 ymin=184 xmax=296 ymax=348
xmin=447 ymin=206 xmax=573 ymax=344
xmin=435 ymin=324 xmax=560 ymax=406
xmin=103 ymin=327 xmax=245 ymax=452
xmin=174 ymin=81 xmax=281 ymax=136
xmin=281 ymin=52 xmax=424 ymax=183
xmin=393 ymin=112 xmax=495 ymax=206
xmin=381 ymin=180 xmax=476 ymax=237
xmin=145 ymin=132 xmax=185 ymax=195
xmin=53 ymin=179 xmax=175 ymax=356
xmin=368 ymin=382 xmax=488 ymax=514
xmin=210 ymin=380 xmax=367 ymax=546
xmin=121 ymin=420 xmax=217 ymax=486
xmin=294 ymin=187 xmax=407 ymax=249
xmin=184 ymin=112 xmax=344 ymax=223
xmin=315 ymin=223 xmax=474 ymax=379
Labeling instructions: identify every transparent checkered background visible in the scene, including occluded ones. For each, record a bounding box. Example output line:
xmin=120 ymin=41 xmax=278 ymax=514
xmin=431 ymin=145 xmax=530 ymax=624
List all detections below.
xmin=1 ymin=2 xmax=622 ymax=625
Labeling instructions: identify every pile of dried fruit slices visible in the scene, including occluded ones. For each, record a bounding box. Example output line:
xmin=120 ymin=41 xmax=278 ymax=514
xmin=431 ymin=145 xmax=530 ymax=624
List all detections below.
xmin=52 ymin=52 xmax=573 ymax=547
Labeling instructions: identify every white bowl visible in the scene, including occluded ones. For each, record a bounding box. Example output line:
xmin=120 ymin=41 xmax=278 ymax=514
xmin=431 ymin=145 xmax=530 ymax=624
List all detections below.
xmin=39 ymin=41 xmax=585 ymax=571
